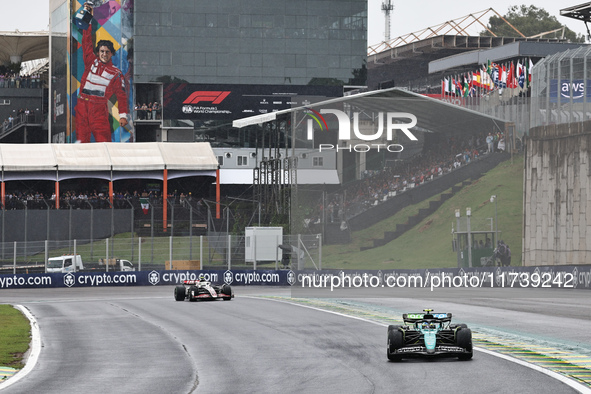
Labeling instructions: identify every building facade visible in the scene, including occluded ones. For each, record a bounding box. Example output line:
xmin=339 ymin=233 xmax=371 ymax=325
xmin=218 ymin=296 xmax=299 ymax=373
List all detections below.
xmin=49 ymin=0 xmax=367 ymax=146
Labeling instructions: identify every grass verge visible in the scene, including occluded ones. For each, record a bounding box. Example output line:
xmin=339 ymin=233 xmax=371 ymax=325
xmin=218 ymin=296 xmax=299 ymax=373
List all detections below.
xmin=321 ymin=155 xmax=524 ymax=269
xmin=0 ymin=305 xmax=30 ymax=370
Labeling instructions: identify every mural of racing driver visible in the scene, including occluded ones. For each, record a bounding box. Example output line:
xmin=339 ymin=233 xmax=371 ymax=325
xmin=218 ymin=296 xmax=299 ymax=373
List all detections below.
xmin=75 ymin=2 xmax=128 ymax=142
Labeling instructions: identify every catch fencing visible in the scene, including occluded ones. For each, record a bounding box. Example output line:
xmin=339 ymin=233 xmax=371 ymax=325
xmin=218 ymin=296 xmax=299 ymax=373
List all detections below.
xmin=0 ymin=233 xmax=322 ymax=274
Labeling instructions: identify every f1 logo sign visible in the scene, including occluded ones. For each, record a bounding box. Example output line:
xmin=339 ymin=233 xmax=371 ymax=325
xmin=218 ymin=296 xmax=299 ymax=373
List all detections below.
xmin=183 ymin=91 xmax=231 ymax=105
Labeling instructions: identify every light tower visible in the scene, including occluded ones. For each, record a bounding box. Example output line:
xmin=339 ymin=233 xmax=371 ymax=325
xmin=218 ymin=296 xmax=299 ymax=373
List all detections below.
xmin=381 ymin=0 xmax=394 ymax=42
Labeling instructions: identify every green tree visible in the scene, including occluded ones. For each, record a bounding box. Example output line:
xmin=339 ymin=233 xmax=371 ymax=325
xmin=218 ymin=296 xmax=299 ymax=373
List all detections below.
xmin=482 ymin=5 xmax=585 ymax=43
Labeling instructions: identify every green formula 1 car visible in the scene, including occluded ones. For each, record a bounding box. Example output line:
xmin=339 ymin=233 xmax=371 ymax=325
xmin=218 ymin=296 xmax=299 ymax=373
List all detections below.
xmin=387 ymin=309 xmax=472 ymax=361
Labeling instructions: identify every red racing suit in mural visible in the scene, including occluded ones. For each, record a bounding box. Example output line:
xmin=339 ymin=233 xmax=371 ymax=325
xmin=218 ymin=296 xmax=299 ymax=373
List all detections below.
xmin=75 ymin=26 xmax=128 ymax=143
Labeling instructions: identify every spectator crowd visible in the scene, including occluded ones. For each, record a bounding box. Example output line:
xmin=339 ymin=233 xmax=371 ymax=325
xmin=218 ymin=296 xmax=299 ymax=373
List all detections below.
xmin=134 ymin=102 xmax=161 ymax=120
xmin=0 ymin=73 xmax=43 ymax=89
xmin=304 ymin=130 xmax=508 ymax=227
xmin=2 ymin=188 xmax=204 ymax=211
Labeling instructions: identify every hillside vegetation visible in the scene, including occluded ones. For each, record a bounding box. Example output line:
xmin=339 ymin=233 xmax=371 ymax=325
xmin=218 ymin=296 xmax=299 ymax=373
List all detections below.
xmin=322 ymin=154 xmax=524 ymax=270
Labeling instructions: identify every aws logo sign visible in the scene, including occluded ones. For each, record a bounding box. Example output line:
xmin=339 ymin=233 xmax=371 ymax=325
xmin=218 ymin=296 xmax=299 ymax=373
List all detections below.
xmin=304 ymin=108 xmax=418 ymax=152
xmin=561 ymin=81 xmax=585 ymax=99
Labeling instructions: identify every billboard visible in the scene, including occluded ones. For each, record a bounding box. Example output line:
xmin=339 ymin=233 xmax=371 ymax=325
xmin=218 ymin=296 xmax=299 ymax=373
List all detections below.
xmin=549 ymin=79 xmax=589 ymax=103
xmin=163 ymin=83 xmax=342 ymax=121
xmin=67 ymin=0 xmax=134 ymax=143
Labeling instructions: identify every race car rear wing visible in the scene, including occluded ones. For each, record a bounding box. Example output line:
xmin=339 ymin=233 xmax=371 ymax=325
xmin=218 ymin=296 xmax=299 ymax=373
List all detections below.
xmin=402 ymin=312 xmax=452 ymax=323
xmin=183 ymin=280 xmax=209 ymax=285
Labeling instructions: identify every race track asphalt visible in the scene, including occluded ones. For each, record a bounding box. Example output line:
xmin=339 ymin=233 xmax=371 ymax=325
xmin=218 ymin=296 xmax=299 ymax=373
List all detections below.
xmin=0 ymin=286 xmax=588 ymax=393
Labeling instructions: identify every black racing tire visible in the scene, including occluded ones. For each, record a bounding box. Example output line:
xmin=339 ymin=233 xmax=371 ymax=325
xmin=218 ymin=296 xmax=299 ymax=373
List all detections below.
xmin=387 ymin=325 xmax=404 ymax=361
xmin=188 ymin=285 xmax=199 ymax=302
xmin=221 ymin=284 xmax=232 ymax=300
xmin=452 ymin=323 xmax=468 ymax=329
xmin=456 ymin=328 xmax=473 ymax=360
xmin=174 ymin=285 xmax=186 ymax=301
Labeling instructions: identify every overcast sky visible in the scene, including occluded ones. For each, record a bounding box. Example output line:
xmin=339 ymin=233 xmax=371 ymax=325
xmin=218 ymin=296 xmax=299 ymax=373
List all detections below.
xmin=0 ymin=0 xmax=587 ymax=46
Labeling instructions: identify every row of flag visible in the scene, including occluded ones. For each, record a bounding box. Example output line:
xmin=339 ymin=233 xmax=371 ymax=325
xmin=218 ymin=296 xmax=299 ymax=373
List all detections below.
xmin=442 ymin=59 xmax=535 ymax=97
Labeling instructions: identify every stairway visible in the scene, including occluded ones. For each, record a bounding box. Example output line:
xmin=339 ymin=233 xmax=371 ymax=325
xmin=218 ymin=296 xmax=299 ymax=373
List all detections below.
xmin=360 ymin=181 xmax=470 ymax=251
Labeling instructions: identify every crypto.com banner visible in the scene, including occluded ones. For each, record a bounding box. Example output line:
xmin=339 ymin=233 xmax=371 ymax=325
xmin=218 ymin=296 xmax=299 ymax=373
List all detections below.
xmin=0 ymin=269 xmax=295 ymax=289
xmin=1 ymin=267 xmax=591 ymax=291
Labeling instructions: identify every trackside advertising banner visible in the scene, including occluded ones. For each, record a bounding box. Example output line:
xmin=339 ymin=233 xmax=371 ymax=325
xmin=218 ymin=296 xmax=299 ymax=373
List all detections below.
xmin=0 ymin=269 xmax=294 ymax=289
xmin=1 ymin=266 xmax=591 ymax=290
xmin=163 ymin=83 xmax=342 ymax=120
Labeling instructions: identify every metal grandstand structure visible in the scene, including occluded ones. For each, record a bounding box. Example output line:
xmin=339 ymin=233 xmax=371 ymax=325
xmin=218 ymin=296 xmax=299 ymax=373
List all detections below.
xmin=561 ymin=2 xmax=591 ymax=40
xmin=367 ymin=8 xmax=523 ymax=56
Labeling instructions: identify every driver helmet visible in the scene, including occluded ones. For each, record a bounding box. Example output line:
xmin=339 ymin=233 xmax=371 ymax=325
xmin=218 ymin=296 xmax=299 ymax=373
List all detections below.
xmin=199 ymin=274 xmax=206 ymax=281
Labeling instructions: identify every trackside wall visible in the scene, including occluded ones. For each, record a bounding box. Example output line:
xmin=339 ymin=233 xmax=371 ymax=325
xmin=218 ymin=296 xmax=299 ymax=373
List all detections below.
xmin=524 ymin=121 xmax=591 ymax=265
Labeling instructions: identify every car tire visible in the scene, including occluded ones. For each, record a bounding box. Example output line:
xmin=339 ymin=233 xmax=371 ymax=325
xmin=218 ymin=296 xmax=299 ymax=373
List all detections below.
xmin=456 ymin=328 xmax=473 ymax=360
xmin=221 ymin=284 xmax=232 ymax=300
xmin=387 ymin=325 xmax=403 ymax=361
xmin=174 ymin=286 xmax=186 ymax=301
xmin=188 ymin=285 xmax=199 ymax=302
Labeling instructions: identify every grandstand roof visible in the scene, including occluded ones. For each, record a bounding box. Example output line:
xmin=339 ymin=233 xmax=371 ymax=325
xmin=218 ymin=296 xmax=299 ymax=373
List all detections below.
xmin=232 ymin=88 xmax=507 ymax=136
xmin=561 ymin=3 xmax=591 ymax=23
xmin=428 ymin=41 xmax=590 ymax=74
xmin=0 ymin=142 xmax=218 ymax=181
xmin=0 ymin=31 xmax=49 ymax=65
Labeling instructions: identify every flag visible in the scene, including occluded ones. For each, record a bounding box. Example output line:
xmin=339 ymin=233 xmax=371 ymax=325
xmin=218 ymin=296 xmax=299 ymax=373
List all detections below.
xmin=455 ymin=78 xmax=463 ymax=96
xmin=140 ymin=198 xmax=149 ymax=214
xmin=500 ymin=64 xmax=507 ymax=88
xmin=527 ymin=58 xmax=534 ymax=88
xmin=463 ymin=75 xmax=470 ymax=97
xmin=472 ymin=71 xmax=481 ymax=88
xmin=444 ymin=77 xmax=450 ymax=95
xmin=481 ymin=65 xmax=492 ymax=90
xmin=517 ymin=60 xmax=525 ymax=89
xmin=491 ymin=63 xmax=500 ymax=87
xmin=524 ymin=58 xmax=531 ymax=89
xmin=507 ymin=62 xmax=516 ymax=89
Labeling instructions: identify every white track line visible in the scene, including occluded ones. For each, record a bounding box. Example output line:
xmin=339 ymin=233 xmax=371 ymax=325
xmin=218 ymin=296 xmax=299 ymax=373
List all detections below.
xmin=0 ymin=305 xmax=41 ymax=391
xmin=251 ymin=296 xmax=591 ymax=394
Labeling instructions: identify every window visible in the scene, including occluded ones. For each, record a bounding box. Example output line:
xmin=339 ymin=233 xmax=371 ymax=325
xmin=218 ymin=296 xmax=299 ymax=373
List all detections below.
xmin=313 ymin=157 xmax=323 ymax=167
xmin=237 ymin=156 xmax=248 ymax=166
xmin=217 ymin=155 xmax=224 ymax=166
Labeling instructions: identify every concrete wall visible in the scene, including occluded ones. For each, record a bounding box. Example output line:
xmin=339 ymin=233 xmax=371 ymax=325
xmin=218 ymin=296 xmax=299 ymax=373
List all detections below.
xmin=524 ymin=121 xmax=591 ymax=265
xmin=0 ymin=209 xmax=133 ymax=243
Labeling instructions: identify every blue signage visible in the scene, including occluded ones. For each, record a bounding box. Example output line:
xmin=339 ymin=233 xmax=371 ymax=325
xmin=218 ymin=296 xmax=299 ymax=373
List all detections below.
xmin=549 ymin=79 xmax=589 ymax=103
xmin=0 ymin=269 xmax=297 ymax=289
